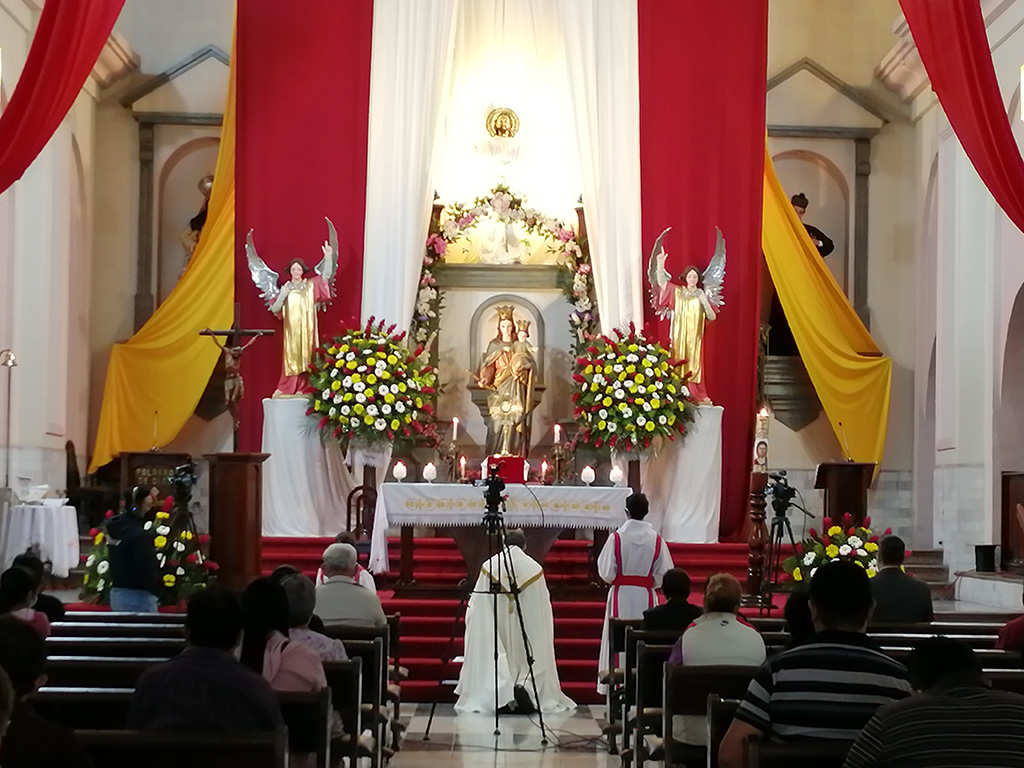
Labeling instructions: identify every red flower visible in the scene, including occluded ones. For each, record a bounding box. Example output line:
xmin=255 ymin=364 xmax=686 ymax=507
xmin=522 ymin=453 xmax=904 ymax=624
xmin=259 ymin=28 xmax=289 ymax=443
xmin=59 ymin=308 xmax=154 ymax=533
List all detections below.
xmin=822 ymin=517 xmax=833 ymax=530
xmin=808 ymin=528 xmax=818 ymax=539
xmin=795 ymin=541 xmax=803 ymax=554
xmin=842 ymin=512 xmax=852 ymax=524
xmin=822 ymin=535 xmax=831 ymax=547
xmin=318 ymin=417 xmax=329 ymax=430
xmin=883 ymin=527 xmax=892 ymax=535
xmin=186 ymin=553 xmax=198 ymax=564
xmin=105 ymin=510 xmax=114 ymax=519
xmin=89 ymin=527 xmax=99 ymax=537
xmin=863 ymin=516 xmax=872 ymax=529
xmin=595 ymin=437 xmax=603 ymax=448
xmin=205 ymin=560 xmax=219 ymax=571
xmin=162 ymin=496 xmax=174 ymax=512
xmin=848 ymin=527 xmax=856 ymax=536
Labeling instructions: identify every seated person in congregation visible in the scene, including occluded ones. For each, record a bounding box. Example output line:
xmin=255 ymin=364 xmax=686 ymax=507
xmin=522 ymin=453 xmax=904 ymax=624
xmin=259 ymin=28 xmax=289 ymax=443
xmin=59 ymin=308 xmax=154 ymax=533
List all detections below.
xmin=241 ymin=578 xmax=328 ymax=692
xmin=315 ymin=543 xmax=386 ymax=628
xmin=128 ymin=587 xmax=283 ymax=731
xmin=845 ymin=637 xmax=1024 ymax=768
xmin=280 ymin=572 xmax=348 ymax=661
xmin=783 ymin=587 xmax=815 ymax=648
xmin=455 ymin=529 xmax=575 ymax=714
xmin=11 ymin=553 xmax=64 ymax=623
xmin=0 ymin=668 xmax=13 ymax=756
xmin=870 ymin=534 xmax=933 ymax=624
xmin=316 ymin=531 xmax=376 ymax=591
xmin=0 ymin=568 xmax=50 ymax=637
xmin=641 ymin=567 xmax=702 ymax=632
xmin=719 ymin=561 xmax=911 ymax=768
xmin=0 ymin=616 xmax=92 ymax=768
xmin=668 ymin=573 xmax=765 ymax=747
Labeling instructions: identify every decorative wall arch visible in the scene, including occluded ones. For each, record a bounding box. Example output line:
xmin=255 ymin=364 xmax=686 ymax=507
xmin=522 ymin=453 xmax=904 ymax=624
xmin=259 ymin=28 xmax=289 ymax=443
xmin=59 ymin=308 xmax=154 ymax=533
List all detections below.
xmin=469 ymin=293 xmax=546 ymax=381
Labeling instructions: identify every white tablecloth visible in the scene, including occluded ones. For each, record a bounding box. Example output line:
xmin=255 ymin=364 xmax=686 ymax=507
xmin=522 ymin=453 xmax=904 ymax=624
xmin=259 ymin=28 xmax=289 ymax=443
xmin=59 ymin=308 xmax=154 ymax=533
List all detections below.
xmin=261 ymin=398 xmax=356 ymax=536
xmin=639 ymin=404 xmax=723 ymax=543
xmin=370 ymin=482 xmax=630 ymax=573
xmin=0 ymin=503 xmax=80 ymax=577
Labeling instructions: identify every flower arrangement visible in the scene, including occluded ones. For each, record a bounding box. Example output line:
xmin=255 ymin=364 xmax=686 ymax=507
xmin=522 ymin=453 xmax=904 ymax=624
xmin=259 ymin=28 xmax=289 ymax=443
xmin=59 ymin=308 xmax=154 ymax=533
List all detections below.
xmin=307 ymin=317 xmax=439 ymax=451
xmin=81 ymin=496 xmax=215 ymax=606
xmin=411 ymin=183 xmax=599 ymax=351
xmin=571 ymin=323 xmax=697 ymax=454
xmin=783 ymin=514 xmax=890 ymax=583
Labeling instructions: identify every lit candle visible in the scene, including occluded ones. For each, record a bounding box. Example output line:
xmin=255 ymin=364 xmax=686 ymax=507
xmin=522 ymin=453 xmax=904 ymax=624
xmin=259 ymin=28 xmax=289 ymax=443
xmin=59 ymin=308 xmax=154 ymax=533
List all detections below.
xmin=459 ymin=455 xmax=466 ymax=479
xmin=392 ymin=461 xmax=407 ymax=481
xmin=541 ymin=460 xmax=549 ymax=481
xmin=554 ymin=424 xmax=562 ymax=444
xmin=452 ymin=417 xmax=459 ymax=442
xmin=581 ymin=465 xmax=596 ymax=485
xmin=423 ymin=462 xmax=437 ymax=482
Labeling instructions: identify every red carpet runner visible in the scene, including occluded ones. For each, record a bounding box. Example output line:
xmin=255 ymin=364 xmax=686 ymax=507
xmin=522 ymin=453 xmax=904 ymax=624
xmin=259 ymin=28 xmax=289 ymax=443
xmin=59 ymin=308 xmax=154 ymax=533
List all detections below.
xmin=263 ymin=536 xmax=752 ymax=704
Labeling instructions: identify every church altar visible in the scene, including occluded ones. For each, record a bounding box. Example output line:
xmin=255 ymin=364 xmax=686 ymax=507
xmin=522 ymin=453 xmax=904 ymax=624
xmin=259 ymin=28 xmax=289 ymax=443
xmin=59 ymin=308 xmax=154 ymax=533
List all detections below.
xmin=369 ymin=482 xmax=629 ymax=576
xmin=260 ymin=398 xmax=355 ymax=536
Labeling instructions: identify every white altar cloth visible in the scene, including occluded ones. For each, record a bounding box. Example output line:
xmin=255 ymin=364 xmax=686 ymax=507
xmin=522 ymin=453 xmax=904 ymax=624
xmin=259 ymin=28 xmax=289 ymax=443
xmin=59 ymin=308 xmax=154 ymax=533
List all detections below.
xmin=370 ymin=482 xmax=629 ymax=573
xmin=0 ymin=502 xmax=79 ymax=577
xmin=640 ymin=404 xmax=722 ymax=543
xmin=261 ymin=398 xmax=356 ymax=536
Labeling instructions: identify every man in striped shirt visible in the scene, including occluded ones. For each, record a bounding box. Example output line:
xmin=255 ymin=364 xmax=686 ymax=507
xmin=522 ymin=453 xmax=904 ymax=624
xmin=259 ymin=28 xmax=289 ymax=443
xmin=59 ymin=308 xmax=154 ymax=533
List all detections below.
xmin=844 ymin=637 xmax=1024 ymax=768
xmin=719 ymin=561 xmax=911 ymax=768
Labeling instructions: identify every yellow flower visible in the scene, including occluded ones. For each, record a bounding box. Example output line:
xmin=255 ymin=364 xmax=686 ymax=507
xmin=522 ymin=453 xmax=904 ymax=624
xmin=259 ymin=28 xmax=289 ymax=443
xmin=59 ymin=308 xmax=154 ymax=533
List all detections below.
xmin=381 ymin=371 xmax=391 ymax=380
xmin=855 ymin=560 xmax=865 ymax=568
xmin=598 ymin=421 xmax=607 ymax=431
xmin=364 ymin=415 xmax=375 ymax=426
xmin=866 ymin=569 xmax=877 ymax=578
xmin=399 ymin=383 xmax=407 ymax=393
xmin=628 ymin=344 xmax=638 ymax=352
xmin=156 ymin=511 xmax=170 ymax=520
xmin=351 ymin=373 xmax=361 ymax=383
xmin=645 ymin=422 xmax=656 ymax=432
xmin=339 ymin=345 xmax=349 ymax=353
xmin=385 ymin=394 xmax=395 ymax=404
xmin=334 ymin=360 xmax=344 ymax=369
xmin=651 ymin=399 xmax=661 ymax=409
xmin=626 ymin=364 xmax=636 ymax=374
xmin=331 ymin=380 xmax=341 ymax=391
xmin=163 ymin=574 xmax=176 ymax=587
xmin=590 ymin=383 xmax=599 ymax=392
xmin=667 ymin=384 xmax=677 ymax=394
xmin=792 ymin=567 xmax=803 ymax=582
xmin=825 ymin=544 xmax=839 ymax=558
xmin=387 ymin=354 xmax=398 ymax=365
xmin=585 ymin=365 xmax=594 ymax=374
xmin=603 ymin=365 xmax=613 ymax=375
xmin=864 ymin=542 xmax=878 ymax=552
xmin=603 ymin=397 xmax=612 ymax=407
xmin=328 ymin=346 xmax=337 ymax=354
xmin=314 ymin=400 xmax=322 ymax=411
xmin=346 ymin=360 xmax=357 ymax=370
xmin=367 ymin=374 xmax=377 ymax=385
xmin=827 ymin=526 xmax=842 ymax=536
xmin=94 ymin=533 xmax=104 ymax=545
xmin=354 ymin=405 xmax=365 ymax=415
xmin=390 ymin=419 xmax=400 ymax=430
xmin=181 ymin=530 xmax=194 ymax=540
xmin=154 ymin=536 xmax=167 ymax=548
xmin=618 ymin=372 xmax=627 ymax=382
xmin=415 ymin=397 xmax=423 ymax=408
xmin=667 ymin=414 xmax=676 ymax=425
xmin=635 ymin=374 xmax=645 ymax=384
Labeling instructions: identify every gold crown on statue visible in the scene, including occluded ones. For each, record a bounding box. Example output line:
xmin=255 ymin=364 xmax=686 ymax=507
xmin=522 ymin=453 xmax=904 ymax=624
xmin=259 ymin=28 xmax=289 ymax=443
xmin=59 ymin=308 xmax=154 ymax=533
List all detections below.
xmin=496 ymin=305 xmax=516 ymax=322
xmin=515 ymin=319 xmax=531 ymax=333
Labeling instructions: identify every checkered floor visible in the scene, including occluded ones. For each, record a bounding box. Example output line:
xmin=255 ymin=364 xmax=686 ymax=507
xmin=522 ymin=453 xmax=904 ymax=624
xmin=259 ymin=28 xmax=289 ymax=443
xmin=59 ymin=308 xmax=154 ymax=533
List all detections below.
xmin=393 ymin=704 xmax=618 ymax=767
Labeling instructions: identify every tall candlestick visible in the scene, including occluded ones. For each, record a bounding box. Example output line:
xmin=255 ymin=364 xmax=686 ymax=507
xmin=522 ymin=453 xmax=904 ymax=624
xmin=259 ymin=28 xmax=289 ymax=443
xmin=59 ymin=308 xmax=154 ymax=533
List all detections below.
xmin=459 ymin=455 xmax=466 ymax=479
xmin=452 ymin=417 xmax=459 ymax=442
xmin=554 ymin=423 xmax=561 ymax=444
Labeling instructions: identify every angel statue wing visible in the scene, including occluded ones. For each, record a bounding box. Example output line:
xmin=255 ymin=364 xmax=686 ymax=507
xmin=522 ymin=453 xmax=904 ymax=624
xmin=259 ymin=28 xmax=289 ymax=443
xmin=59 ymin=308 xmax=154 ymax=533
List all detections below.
xmin=702 ymin=227 xmax=726 ymax=309
xmin=314 ymin=217 xmax=339 ymax=297
xmin=647 ymin=226 xmax=673 ymax=320
xmin=245 ymin=229 xmax=280 ymax=311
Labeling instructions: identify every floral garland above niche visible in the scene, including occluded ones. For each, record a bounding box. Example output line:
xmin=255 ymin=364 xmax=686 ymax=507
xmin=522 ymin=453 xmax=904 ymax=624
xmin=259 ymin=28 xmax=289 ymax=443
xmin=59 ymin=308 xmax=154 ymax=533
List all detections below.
xmin=412 ymin=183 xmax=599 ymax=355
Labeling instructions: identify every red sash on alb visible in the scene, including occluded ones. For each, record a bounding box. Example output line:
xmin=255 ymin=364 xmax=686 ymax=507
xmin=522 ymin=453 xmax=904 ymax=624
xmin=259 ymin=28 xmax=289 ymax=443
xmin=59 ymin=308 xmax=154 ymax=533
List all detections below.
xmin=610 ymin=531 xmax=662 ymax=615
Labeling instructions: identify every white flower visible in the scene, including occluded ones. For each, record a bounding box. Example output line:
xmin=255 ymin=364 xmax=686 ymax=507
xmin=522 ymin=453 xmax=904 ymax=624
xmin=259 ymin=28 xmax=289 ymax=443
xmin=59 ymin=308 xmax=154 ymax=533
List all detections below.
xmin=599 ymin=409 xmax=608 ymax=419
xmin=367 ymin=405 xmax=378 ymax=417
xmin=810 ymin=567 xmax=818 ymax=578
xmin=658 ymin=415 xmax=667 ymax=425
xmin=443 ymin=220 xmax=459 ymax=238
xmin=86 ymin=554 xmax=96 ymax=567
xmin=803 ymin=552 xmax=816 ymax=566
xmin=614 ymin=389 xmax=625 ymax=400
xmin=621 ymin=407 xmax=633 ymax=419
xmin=379 ymin=385 xmax=389 ymax=396
xmin=341 ymin=405 xmax=350 ymax=415
xmin=174 ymin=542 xmax=186 ymax=552
xmin=382 ymin=404 xmax=392 ymax=415
xmin=176 ymin=567 xmax=185 ymax=576
xmin=97 ymin=560 xmax=110 ymax=575
xmin=343 ymin=376 xmax=352 ymax=387
xmin=350 ymin=417 xmax=360 ymax=427
xmin=395 ymin=402 xmax=405 ymax=413
xmin=329 ymin=407 xmax=337 ymax=417
xmin=856 ymin=548 xmax=867 ymax=557
xmin=868 ymin=558 xmax=877 ymax=571
xmin=158 ymin=554 xmax=166 ymax=567
xmin=655 ymin=381 xmax=664 ymax=390
xmin=374 ymin=418 xmax=387 ymax=431
xmin=143 ymin=521 xmax=153 ymax=531
xmin=330 ymin=369 xmax=338 ymax=378
xmin=322 ymin=389 xmax=331 ymax=399
xmin=156 ymin=525 xmax=171 ymax=536
xmin=96 ymin=579 xmax=105 ymax=592
xmin=390 ymin=384 xmax=400 ymax=393
xmin=681 ymin=385 xmax=690 ymax=398
xmin=637 ymin=416 xmax=647 ymax=427
xmin=346 ymin=352 xmax=355 ymax=362
xmin=642 ymin=403 xmax=652 ymax=412
xmin=626 ymin=354 xmax=639 ymax=363
xmin=644 ymin=368 xmax=654 ymax=378
xmin=613 ymin=364 xmax=624 ymax=373
xmin=606 ymin=353 xmax=616 ymax=360
xmin=354 ymin=382 xmax=366 ymax=392
xmin=607 ymin=422 xmax=618 ymax=432
xmin=356 ymin=393 xmax=366 ymax=403
xmin=839 ymin=544 xmax=852 ymax=556
xmin=847 ymin=536 xmax=863 ymax=549
xmin=594 ymin=374 xmax=605 ymax=385
xmin=333 ymin=394 xmax=343 ymax=404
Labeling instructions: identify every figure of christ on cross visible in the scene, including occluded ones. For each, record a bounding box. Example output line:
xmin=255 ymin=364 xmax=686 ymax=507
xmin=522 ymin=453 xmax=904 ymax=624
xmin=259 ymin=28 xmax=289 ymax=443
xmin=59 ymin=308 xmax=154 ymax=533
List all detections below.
xmin=200 ymin=326 xmax=274 ymax=448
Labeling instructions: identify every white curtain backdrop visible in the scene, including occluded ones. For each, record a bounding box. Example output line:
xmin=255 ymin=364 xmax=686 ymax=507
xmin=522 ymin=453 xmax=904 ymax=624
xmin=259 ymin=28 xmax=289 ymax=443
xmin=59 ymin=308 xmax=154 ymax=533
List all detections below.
xmin=557 ymin=1 xmax=644 ymax=331
xmin=361 ymin=0 xmax=459 ymax=329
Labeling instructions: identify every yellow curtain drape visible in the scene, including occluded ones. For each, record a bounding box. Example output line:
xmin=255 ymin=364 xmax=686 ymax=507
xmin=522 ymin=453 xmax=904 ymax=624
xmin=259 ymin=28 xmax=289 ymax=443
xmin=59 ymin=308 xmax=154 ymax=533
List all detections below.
xmin=761 ymin=148 xmax=891 ymax=467
xmin=89 ymin=36 xmax=236 ymax=472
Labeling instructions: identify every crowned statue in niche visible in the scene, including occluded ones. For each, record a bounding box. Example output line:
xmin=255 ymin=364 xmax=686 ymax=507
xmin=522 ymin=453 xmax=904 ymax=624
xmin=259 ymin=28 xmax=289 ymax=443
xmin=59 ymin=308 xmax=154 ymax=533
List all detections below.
xmin=648 ymin=227 xmax=726 ymax=404
xmin=473 ymin=306 xmax=539 ymax=456
xmin=245 ymin=218 xmax=338 ymax=396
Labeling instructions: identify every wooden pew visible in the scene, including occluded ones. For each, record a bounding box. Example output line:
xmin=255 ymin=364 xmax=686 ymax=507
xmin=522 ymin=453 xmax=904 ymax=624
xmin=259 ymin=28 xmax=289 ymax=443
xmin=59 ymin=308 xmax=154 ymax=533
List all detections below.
xmin=45 ymin=637 xmax=184 ymax=658
xmin=759 ymin=631 xmax=1000 ymax=650
xmin=60 ymin=611 xmax=187 ymax=624
xmin=745 ymin=736 xmax=853 ymax=768
xmin=632 ymin=641 xmax=676 ymax=766
xmin=76 ymin=727 xmax=288 ymax=768
xmin=35 ymin=687 xmax=334 ymax=768
xmin=45 ymin=656 xmax=165 ymax=688
xmin=619 ymin=628 xmax=682 ymax=764
xmin=335 ymin=638 xmax=386 ymax=768
xmin=324 ymin=658 xmax=364 ymax=768
xmin=661 ymin=665 xmax=757 ymax=768
xmin=50 ymin=622 xmax=185 ymax=638
xmin=707 ymin=695 xmax=740 ymax=768
xmin=600 ymin=617 xmax=643 ymax=754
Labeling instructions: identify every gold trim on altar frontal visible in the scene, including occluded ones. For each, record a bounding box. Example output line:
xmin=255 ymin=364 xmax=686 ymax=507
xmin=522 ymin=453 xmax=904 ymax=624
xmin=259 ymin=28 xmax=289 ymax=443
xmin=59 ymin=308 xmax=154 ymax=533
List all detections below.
xmin=401 ymin=497 xmax=614 ymax=514
xmin=486 ymin=107 xmax=519 ymax=138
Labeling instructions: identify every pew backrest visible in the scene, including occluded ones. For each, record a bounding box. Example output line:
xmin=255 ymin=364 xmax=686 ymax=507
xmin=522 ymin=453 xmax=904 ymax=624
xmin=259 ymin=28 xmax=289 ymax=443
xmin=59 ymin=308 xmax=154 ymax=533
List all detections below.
xmin=75 ymin=727 xmax=288 ymax=768
xmin=744 ymin=736 xmax=853 ymax=768
xmin=706 ymin=695 xmax=740 ymax=768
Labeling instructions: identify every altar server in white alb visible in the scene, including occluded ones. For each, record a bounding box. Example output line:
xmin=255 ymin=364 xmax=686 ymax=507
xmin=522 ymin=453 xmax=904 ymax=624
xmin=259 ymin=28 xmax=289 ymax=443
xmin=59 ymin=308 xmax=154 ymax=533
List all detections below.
xmin=598 ymin=493 xmax=674 ymax=689
xmin=455 ymin=530 xmax=575 ymax=714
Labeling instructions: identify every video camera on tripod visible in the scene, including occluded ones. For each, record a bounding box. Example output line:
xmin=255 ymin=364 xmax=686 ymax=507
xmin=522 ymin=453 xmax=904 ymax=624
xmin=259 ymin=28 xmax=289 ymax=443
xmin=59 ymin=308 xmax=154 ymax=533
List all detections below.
xmin=481 ymin=463 xmax=507 ymax=533
xmin=766 ymin=470 xmax=811 ymax=518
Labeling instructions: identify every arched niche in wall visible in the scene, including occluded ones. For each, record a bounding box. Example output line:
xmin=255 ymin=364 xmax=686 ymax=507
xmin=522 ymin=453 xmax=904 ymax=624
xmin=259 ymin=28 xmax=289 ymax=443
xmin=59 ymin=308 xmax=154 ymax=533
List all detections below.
xmin=771 ymin=149 xmax=851 ymax=296
xmin=156 ymin=137 xmax=219 ymax=303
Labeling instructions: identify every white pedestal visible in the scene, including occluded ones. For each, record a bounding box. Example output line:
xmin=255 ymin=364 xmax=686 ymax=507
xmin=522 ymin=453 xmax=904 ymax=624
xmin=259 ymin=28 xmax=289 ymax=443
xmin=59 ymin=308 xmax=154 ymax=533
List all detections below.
xmin=640 ymin=404 xmax=723 ymax=543
xmin=261 ymin=398 xmax=355 ymax=536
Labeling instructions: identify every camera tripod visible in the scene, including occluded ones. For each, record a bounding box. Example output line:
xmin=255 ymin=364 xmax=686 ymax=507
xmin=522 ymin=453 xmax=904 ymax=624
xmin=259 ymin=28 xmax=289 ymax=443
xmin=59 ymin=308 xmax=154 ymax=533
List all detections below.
xmin=760 ymin=474 xmax=814 ymax=612
xmin=422 ymin=470 xmax=550 ymax=745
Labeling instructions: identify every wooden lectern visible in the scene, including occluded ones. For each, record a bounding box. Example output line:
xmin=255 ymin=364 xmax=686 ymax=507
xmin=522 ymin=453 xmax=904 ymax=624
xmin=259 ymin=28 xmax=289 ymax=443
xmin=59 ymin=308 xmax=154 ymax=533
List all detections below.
xmin=814 ymin=461 xmax=876 ymax=527
xmin=205 ymin=453 xmax=269 ymax=590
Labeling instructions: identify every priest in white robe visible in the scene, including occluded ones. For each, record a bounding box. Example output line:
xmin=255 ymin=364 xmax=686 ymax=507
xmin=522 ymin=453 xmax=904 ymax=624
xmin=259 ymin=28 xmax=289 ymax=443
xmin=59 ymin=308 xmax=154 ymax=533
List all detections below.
xmin=597 ymin=493 xmax=674 ymax=691
xmin=455 ymin=529 xmax=575 ymax=714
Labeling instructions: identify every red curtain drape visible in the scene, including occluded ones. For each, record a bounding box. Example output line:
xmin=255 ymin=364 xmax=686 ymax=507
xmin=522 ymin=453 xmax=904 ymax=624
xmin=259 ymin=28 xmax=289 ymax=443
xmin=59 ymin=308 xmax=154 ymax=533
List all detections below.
xmin=638 ymin=0 xmax=768 ymax=541
xmin=236 ymin=0 xmax=373 ymax=450
xmin=0 ymin=0 xmax=124 ymax=194
xmin=900 ymin=0 xmax=1024 ymax=236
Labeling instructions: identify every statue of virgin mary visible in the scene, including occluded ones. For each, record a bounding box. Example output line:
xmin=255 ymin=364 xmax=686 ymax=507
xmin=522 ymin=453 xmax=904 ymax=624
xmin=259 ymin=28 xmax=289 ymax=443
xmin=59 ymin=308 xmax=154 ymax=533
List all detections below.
xmin=474 ymin=306 xmax=537 ymax=456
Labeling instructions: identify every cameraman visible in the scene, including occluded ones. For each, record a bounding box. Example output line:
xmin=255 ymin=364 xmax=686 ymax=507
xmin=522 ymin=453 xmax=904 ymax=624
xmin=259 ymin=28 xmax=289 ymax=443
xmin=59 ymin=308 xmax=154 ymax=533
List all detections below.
xmin=107 ymin=487 xmax=162 ymax=613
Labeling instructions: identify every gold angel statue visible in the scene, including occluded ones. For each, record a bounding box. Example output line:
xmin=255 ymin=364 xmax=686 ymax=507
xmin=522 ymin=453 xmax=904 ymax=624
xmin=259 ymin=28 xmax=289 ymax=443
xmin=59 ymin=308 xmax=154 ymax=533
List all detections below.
xmin=246 ymin=218 xmax=338 ymax=396
xmin=648 ymin=227 xmax=726 ymax=404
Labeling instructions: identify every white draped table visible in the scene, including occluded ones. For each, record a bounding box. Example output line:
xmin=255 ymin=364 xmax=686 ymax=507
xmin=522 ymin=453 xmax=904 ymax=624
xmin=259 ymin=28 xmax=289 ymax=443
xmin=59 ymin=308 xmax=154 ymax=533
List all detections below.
xmin=0 ymin=502 xmax=79 ymax=578
xmin=261 ymin=398 xmax=356 ymax=536
xmin=370 ymin=482 xmax=629 ymax=578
